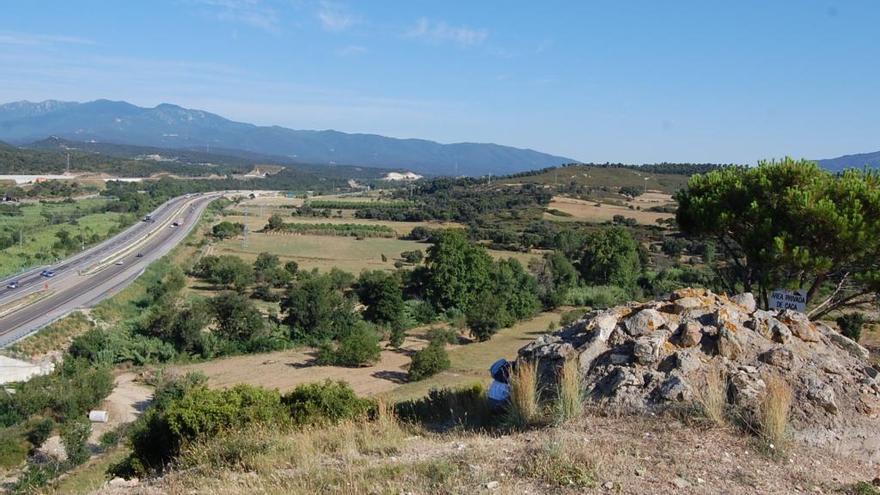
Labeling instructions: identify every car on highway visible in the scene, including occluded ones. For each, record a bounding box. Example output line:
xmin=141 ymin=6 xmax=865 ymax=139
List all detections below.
xmin=135 ymin=252 xmax=144 ymax=258
xmin=115 ymin=260 xmax=124 ymax=266
xmin=171 ymin=221 xmax=180 ymax=227
xmin=6 ymin=280 xmax=19 ymax=289
xmin=40 ymin=270 xmax=55 ymax=278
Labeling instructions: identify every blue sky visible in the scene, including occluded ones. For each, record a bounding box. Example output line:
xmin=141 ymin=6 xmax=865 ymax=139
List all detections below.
xmin=1 ymin=0 xmax=878 ymax=163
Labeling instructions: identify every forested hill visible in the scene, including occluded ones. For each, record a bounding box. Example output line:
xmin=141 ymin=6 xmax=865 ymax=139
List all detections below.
xmin=0 ymin=140 xmax=395 ymax=182
xmin=0 ymin=99 xmax=574 ymax=176
xmin=816 ymin=150 xmax=880 ymax=172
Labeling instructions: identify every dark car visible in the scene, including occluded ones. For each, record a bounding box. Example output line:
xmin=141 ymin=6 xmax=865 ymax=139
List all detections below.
xmin=135 ymin=252 xmax=144 ymax=258
xmin=6 ymin=280 xmax=19 ymax=289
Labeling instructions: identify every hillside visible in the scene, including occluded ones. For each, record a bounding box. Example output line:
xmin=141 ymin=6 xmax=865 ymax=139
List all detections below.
xmin=0 ymin=100 xmax=574 ymax=176
xmin=817 ymin=150 xmax=880 ymax=172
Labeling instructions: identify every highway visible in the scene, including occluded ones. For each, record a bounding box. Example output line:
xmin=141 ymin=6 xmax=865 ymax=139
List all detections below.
xmin=0 ymin=193 xmax=221 ymax=347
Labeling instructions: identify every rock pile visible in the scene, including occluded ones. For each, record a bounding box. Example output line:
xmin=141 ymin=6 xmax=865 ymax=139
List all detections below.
xmin=519 ymin=288 xmax=880 ymax=445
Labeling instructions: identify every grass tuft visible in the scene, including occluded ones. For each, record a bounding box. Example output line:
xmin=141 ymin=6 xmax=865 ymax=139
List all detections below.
xmin=553 ymin=358 xmax=583 ymax=423
xmin=758 ymin=373 xmax=792 ymax=455
xmin=507 ymin=360 xmax=541 ymax=428
xmin=695 ymin=364 xmax=728 ymax=427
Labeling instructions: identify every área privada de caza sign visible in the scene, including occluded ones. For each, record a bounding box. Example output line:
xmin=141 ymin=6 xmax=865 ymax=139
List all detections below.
xmin=770 ymin=289 xmax=807 ymax=312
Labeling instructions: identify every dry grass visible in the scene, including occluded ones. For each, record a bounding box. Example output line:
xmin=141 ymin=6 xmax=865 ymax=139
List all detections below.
xmin=520 ymin=433 xmax=602 ymax=488
xmin=758 ymin=373 xmax=793 ymax=454
xmin=553 ymin=358 xmax=583 ymax=423
xmin=543 ymin=195 xmax=674 ymax=225
xmin=179 ymin=414 xmax=410 ymax=477
xmin=507 ymin=360 xmax=541 ymax=428
xmin=695 ymin=364 xmax=728 ymax=427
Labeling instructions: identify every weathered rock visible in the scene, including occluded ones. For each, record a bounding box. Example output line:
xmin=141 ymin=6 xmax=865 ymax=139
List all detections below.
xmin=633 ymin=330 xmax=670 ymax=365
xmin=672 ymin=296 xmax=707 ymax=314
xmin=658 ymin=374 xmax=688 ymax=401
xmin=674 ymin=350 xmax=702 ymax=374
xmin=815 ymin=322 xmax=870 ymax=360
xmin=778 ymin=309 xmax=820 ymax=342
xmin=728 ymin=370 xmax=766 ymax=412
xmin=730 ymin=292 xmax=757 ymax=313
xmin=624 ymin=309 xmax=666 ymax=336
xmin=518 ymin=287 xmax=878 ymax=439
xmin=677 ymin=320 xmax=703 ymax=347
xmin=759 ymin=347 xmax=795 ymax=369
xmin=603 ymin=367 xmax=640 ymax=394
xmin=716 ymin=327 xmax=742 ymax=360
xmin=807 ymin=379 xmax=839 ymax=414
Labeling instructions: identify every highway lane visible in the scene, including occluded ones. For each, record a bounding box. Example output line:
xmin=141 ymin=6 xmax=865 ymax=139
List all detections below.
xmin=0 ymin=193 xmax=221 ymax=347
xmin=0 ymin=194 xmax=194 ymax=307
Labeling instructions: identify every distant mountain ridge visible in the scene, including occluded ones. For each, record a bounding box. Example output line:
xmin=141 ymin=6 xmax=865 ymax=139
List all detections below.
xmin=0 ymin=99 xmax=574 ymax=176
xmin=815 ymin=150 xmax=880 ymax=172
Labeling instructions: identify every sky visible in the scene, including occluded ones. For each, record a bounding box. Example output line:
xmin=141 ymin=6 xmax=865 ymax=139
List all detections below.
xmin=0 ymin=0 xmax=878 ymax=164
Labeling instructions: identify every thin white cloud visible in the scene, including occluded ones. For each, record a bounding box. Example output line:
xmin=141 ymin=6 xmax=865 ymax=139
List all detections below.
xmin=191 ymin=0 xmax=280 ymax=33
xmin=337 ymin=45 xmax=367 ymax=56
xmin=0 ymin=31 xmax=94 ymax=46
xmin=316 ymin=1 xmax=358 ymax=32
xmin=405 ymin=18 xmax=488 ymax=47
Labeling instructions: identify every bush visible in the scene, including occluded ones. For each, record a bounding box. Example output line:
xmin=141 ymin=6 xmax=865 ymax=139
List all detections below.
xmin=126 ymin=383 xmax=287 ymax=474
xmin=564 ymin=285 xmax=629 ymax=309
xmin=466 ymin=295 xmax=510 ymax=341
xmin=389 ymin=324 xmax=405 ymax=348
xmin=26 ymin=416 xmax=54 ymax=448
xmin=405 ymin=299 xmax=437 ymax=325
xmin=408 ymin=341 xmax=451 ymax=381
xmin=318 ymin=324 xmax=381 ymax=367
xmin=99 ymin=429 xmax=120 ymax=449
xmin=837 ymin=313 xmax=866 ymax=342
xmin=0 ymin=427 xmax=29 ymax=469
xmin=427 ymin=327 xmax=458 ymax=345
xmin=61 ymin=417 xmax=91 ymax=466
xmin=282 ymin=380 xmax=373 ymax=426
xmin=395 ymin=384 xmax=489 ymax=428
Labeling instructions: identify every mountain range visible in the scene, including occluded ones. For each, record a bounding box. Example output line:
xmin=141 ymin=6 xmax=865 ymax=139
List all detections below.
xmin=815 ymin=151 xmax=880 ymax=172
xmin=0 ymin=100 xmax=574 ymax=176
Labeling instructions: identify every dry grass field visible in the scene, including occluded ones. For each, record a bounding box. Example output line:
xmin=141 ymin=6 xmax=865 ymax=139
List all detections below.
xmin=175 ymin=309 xmax=565 ymax=400
xmin=545 ymin=195 xmax=674 ymax=225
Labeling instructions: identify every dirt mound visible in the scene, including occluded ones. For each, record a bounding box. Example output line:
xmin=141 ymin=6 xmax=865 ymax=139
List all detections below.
xmin=519 ymin=288 xmax=880 ymax=459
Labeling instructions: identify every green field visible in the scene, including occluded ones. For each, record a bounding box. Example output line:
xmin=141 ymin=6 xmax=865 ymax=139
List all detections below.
xmin=0 ymin=199 xmax=130 ymax=278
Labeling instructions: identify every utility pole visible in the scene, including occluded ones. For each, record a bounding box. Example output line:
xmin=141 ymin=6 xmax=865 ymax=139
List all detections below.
xmin=242 ymin=207 xmax=249 ymax=249
xmin=66 ymin=153 xmax=70 ymax=174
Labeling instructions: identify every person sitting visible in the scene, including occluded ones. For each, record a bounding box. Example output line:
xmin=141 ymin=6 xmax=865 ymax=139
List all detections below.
xmin=488 ymin=358 xmax=513 ymax=413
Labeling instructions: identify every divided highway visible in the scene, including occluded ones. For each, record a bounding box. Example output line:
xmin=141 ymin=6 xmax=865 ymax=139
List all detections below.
xmin=0 ymin=193 xmax=222 ymax=347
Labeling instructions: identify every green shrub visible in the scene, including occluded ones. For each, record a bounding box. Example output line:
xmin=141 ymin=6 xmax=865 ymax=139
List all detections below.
xmin=427 ymin=327 xmax=458 ymax=345
xmin=60 ymin=417 xmax=91 ymax=466
xmin=318 ymin=324 xmax=381 ymax=367
xmin=837 ymin=313 xmax=867 ymax=342
xmin=0 ymin=427 xmax=29 ymax=469
xmin=564 ymin=285 xmax=629 ymax=309
xmin=395 ymin=384 xmax=489 ymax=429
xmin=126 ymin=384 xmax=286 ymax=474
xmin=99 ymin=430 xmax=120 ymax=449
xmin=282 ymin=380 xmax=373 ymax=426
xmin=389 ymin=324 xmax=406 ymax=348
xmin=26 ymin=416 xmax=54 ymax=448
xmin=408 ymin=341 xmax=451 ymax=381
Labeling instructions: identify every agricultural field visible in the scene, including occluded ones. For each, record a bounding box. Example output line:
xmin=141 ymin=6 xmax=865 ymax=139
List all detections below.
xmin=544 ymin=195 xmax=675 ymax=225
xmin=213 ymin=199 xmax=538 ymax=273
xmin=0 ymin=198 xmax=130 ymax=279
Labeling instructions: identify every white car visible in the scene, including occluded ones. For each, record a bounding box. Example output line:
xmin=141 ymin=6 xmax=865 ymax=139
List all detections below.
xmin=115 ymin=260 xmax=124 ymax=266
